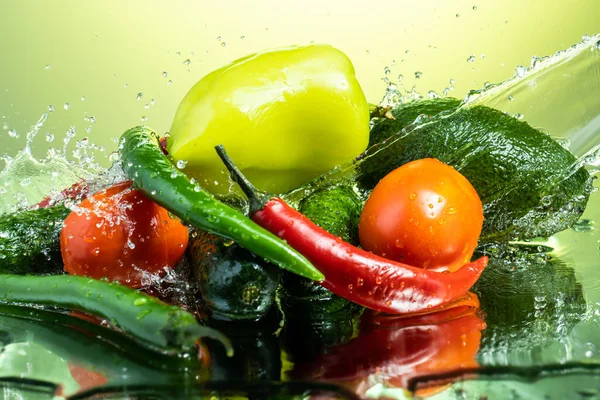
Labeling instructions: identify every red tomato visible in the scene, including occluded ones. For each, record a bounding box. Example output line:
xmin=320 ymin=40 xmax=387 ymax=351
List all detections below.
xmin=358 ymin=158 xmax=483 ymax=272
xmin=60 ymin=181 xmax=189 ymax=288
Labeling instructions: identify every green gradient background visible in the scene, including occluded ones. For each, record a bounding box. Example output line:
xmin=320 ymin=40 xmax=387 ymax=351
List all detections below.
xmin=1 ymin=0 xmax=599 ymax=160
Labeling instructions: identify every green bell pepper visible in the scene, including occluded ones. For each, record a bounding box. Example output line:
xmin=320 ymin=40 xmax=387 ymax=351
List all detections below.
xmin=167 ymin=44 xmax=370 ymax=194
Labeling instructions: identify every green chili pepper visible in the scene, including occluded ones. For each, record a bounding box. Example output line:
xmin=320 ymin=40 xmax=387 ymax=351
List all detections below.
xmin=0 ymin=274 xmax=233 ymax=356
xmin=119 ymin=126 xmax=324 ymax=282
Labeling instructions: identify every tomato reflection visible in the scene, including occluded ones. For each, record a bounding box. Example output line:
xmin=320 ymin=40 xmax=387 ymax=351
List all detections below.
xmin=289 ymin=293 xmax=485 ymax=398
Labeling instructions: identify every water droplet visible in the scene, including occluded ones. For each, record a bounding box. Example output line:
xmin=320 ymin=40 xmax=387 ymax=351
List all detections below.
xmin=144 ymin=103 xmax=150 ymax=109
xmin=456 ymin=13 xmax=460 ymax=18
xmin=395 ymin=239 xmax=404 ymax=248
xmin=216 ymin=36 xmax=222 ymax=41
xmin=383 ymin=66 xmax=391 ymax=75
xmin=176 ymin=160 xmax=187 ymax=169
xmin=428 ymin=203 xmax=434 ymax=209
xmin=45 ymin=64 xmax=51 ymax=70
xmin=508 ymin=95 xmax=514 ymax=101
xmin=513 ymin=113 xmax=524 ymax=120
xmin=572 ymin=219 xmax=595 ymax=232
xmin=47 ymin=105 xmax=55 ymax=112
xmin=167 ymin=80 xmax=173 ymax=85
xmin=415 ymin=71 xmax=423 ymax=79
xmin=141 ymin=116 xmax=147 ymax=122
xmin=8 ymin=129 xmax=18 ymax=138
xmin=151 ymin=98 xmax=156 ymax=105
xmin=63 ymin=102 xmax=70 ymax=110
xmin=428 ymin=90 xmax=440 ymax=99
xmin=81 ymin=96 xmax=86 ymax=101
xmin=221 ymin=42 xmax=227 ymax=47
xmin=136 ymin=92 xmax=143 ymax=100
xmin=162 ymin=71 xmax=168 ymax=77
xmin=134 ymin=298 xmax=148 ymax=306
xmin=515 ymin=65 xmax=527 ymax=78
xmin=409 ymin=192 xmax=417 ymax=200
xmin=123 ymin=83 xmax=128 ymax=88
xmin=347 ymin=284 xmax=353 ymax=291
xmin=183 ymin=59 xmax=191 ymax=65
xmin=467 ymin=55 xmax=476 ymax=63
xmin=447 ymin=207 xmax=456 ymax=215
xmin=240 ymin=35 xmax=246 ymax=40
xmin=472 ymin=5 xmax=477 ymax=10
xmin=45 ymin=132 xmax=54 ymax=142
xmin=375 ymin=276 xmax=383 ymax=285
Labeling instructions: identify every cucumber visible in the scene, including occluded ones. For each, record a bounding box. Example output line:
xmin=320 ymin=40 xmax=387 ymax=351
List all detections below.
xmin=472 ymin=245 xmax=586 ymax=363
xmin=0 ymin=205 xmax=70 ymax=274
xmin=360 ymin=102 xmax=592 ymax=241
xmin=279 ymin=186 xmax=362 ymax=312
xmin=188 ymin=231 xmax=281 ymax=321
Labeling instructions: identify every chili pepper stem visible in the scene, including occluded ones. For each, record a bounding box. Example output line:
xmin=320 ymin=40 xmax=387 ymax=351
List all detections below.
xmin=215 ymin=144 xmax=267 ymax=213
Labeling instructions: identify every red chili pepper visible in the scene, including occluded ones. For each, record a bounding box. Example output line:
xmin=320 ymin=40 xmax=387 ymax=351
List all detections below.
xmin=215 ymin=145 xmax=488 ymax=314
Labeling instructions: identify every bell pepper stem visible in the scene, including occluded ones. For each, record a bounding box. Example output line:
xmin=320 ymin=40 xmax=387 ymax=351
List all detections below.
xmin=215 ymin=145 xmax=267 ymax=213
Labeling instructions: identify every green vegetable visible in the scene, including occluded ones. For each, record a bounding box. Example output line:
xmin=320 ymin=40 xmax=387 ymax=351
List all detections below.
xmin=472 ymin=246 xmax=586 ymax=362
xmin=188 ymin=231 xmax=281 ymax=321
xmin=119 ymin=126 xmax=324 ymax=282
xmin=280 ymin=185 xmax=362 ymax=309
xmin=0 ymin=205 xmax=70 ymax=274
xmin=360 ymin=102 xmax=592 ymax=241
xmin=0 ymin=274 xmax=232 ymax=356
xmin=368 ymin=97 xmax=462 ymax=147
xmin=167 ymin=44 xmax=370 ymax=195
xmin=298 ymin=185 xmax=362 ymax=246
xmin=0 ymin=304 xmax=204 ymax=374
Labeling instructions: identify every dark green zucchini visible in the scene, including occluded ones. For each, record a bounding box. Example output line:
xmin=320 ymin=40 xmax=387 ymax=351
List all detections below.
xmin=472 ymin=245 xmax=586 ymax=363
xmin=0 ymin=205 xmax=70 ymax=274
xmin=188 ymin=231 xmax=281 ymax=321
xmin=361 ymin=102 xmax=592 ymax=241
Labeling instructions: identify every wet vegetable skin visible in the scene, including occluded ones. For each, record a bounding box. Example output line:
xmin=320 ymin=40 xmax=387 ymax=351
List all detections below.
xmin=119 ymin=126 xmax=323 ymax=282
xmin=0 ymin=274 xmax=232 ymax=355
xmin=217 ymin=145 xmax=488 ymax=314
xmin=60 ymin=181 xmax=189 ymax=288
xmin=254 ymin=198 xmax=488 ymax=313
xmin=168 ymin=43 xmax=370 ymax=194
xmin=363 ymin=103 xmax=592 ymax=241
xmin=0 ymin=205 xmax=70 ymax=275
xmin=188 ymin=232 xmax=281 ymax=320
xmin=359 ymin=158 xmax=483 ymax=272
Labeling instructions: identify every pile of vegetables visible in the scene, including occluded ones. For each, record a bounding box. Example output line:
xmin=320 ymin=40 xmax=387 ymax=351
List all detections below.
xmin=0 ymin=43 xmax=593 ymax=392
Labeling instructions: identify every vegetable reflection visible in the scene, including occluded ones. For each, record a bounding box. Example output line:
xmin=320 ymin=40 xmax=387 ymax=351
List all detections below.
xmin=283 ymin=293 xmax=485 ymax=398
